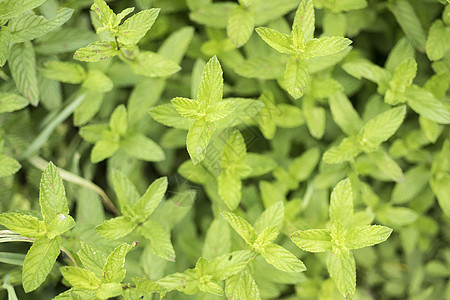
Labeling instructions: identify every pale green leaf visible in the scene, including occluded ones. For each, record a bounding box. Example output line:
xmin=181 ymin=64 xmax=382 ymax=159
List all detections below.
xmin=91 ymin=139 xmax=119 ymax=163
xmin=8 ymin=41 xmax=39 ymax=105
xmin=255 ymin=27 xmax=295 ymax=55
xmin=96 ymin=216 xmax=136 ymax=239
xmin=406 ymin=85 xmax=450 ymax=124
xmin=149 ymin=103 xmax=193 ymax=130
xmin=345 ymin=225 xmax=392 ymax=250
xmin=222 ymin=130 xmax=247 ymax=166
xmin=275 ymin=103 xmax=304 ymax=127
xmin=290 ymin=229 xmax=333 ymax=253
xmin=133 ymin=177 xmax=168 ymax=221
xmin=426 ymin=20 xmax=449 ymax=61
xmin=359 ymin=106 xmax=406 ymax=152
xmin=235 ymin=55 xmax=287 ymax=80
xmin=81 ymin=69 xmax=113 ymax=92
xmin=200 ymin=281 xmax=223 ymax=296
xmin=112 ymin=169 xmax=140 ymax=209
xmin=254 ymin=201 xmax=284 ymax=233
xmin=46 ymin=213 xmax=76 ymax=239
xmin=197 ymin=55 xmax=223 ymax=105
xmin=205 ymin=99 xmax=237 ymax=122
xmin=96 ymin=283 xmax=123 ymax=299
xmin=121 ymin=133 xmax=166 ymax=162
xmin=109 ymin=105 xmax=128 ymax=136
xmin=138 ymin=220 xmax=176 ymax=261
xmin=385 ymin=58 xmax=417 ymax=105
xmin=227 ymin=6 xmax=255 ymax=47
xmin=0 ymin=26 xmax=10 ymax=67
xmin=329 ymin=178 xmax=353 ymax=227
xmin=303 ymin=36 xmax=352 ymax=60
xmin=158 ymin=26 xmax=195 ymax=64
xmin=172 ymin=97 xmax=200 ymax=119
xmin=255 ymin=225 xmax=279 ymax=247
xmin=283 ymin=57 xmax=309 ymax=99
xmin=323 ymin=136 xmax=362 ymax=164
xmin=261 ymin=243 xmax=306 ymax=272
xmin=187 ymin=118 xmax=215 ymax=164
xmin=133 ymin=277 xmax=167 ymax=296
xmin=243 ymin=153 xmax=277 ymax=178
xmin=342 ymin=59 xmax=391 ymax=92
xmin=117 ymin=8 xmax=160 ymax=45
xmin=392 ymin=164 xmax=430 ymax=204
xmin=39 ymin=162 xmax=69 ymax=225
xmin=221 ymin=211 xmax=258 ymax=245
xmin=9 ymin=8 xmax=73 ymax=43
xmin=103 ymin=243 xmax=135 ymax=283
xmin=329 ymin=92 xmax=363 ymax=136
xmin=430 ymin=174 xmax=450 ymax=217
xmin=0 ymin=212 xmax=46 ymax=238
xmin=206 ymin=250 xmax=254 ymax=280
xmin=129 ymin=51 xmax=181 ymax=78
xmin=238 ymin=0 xmax=255 ymax=7
xmin=202 ymin=218 xmax=231 ymax=259
xmin=385 ymin=37 xmax=415 ymax=72
xmin=0 ymin=154 xmax=21 ymax=177
xmin=74 ymin=41 xmax=119 ymax=62
xmin=366 ymin=149 xmax=404 ymax=182
xmin=225 ymin=270 xmax=261 ymax=300
xmin=292 ymin=0 xmax=315 ymax=46
xmin=77 ymin=242 xmax=108 ymax=278
xmin=289 ymin=147 xmax=320 ymax=182
xmin=189 ymin=3 xmax=236 ymax=28
xmin=327 ymin=251 xmax=356 ymax=299
xmin=41 ymin=61 xmax=86 ymax=84
xmin=22 ymin=236 xmax=61 ymax=293
xmin=74 ymin=91 xmax=104 ymax=126
xmin=218 ymin=172 xmax=242 ymax=211
xmin=79 ymin=124 xmax=109 ymax=143
xmin=0 ymin=0 xmax=47 ymax=20
xmin=377 ymin=206 xmax=418 ymax=227
xmin=60 ymin=266 xmax=101 ymax=290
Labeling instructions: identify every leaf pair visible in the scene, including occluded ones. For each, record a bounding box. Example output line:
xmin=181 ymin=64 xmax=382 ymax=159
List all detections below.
xmin=223 ymin=202 xmax=306 ymax=273
xmin=56 ymin=242 xmax=136 ymax=299
xmin=290 ymin=178 xmax=393 ymax=299
xmin=0 ymin=163 xmax=75 ymax=292
xmin=256 ymin=0 xmax=352 ymax=98
xmin=80 ymin=105 xmax=165 ymax=163
xmin=171 ymin=56 xmax=237 ymax=164
xmin=96 ymin=170 xmax=175 ymax=261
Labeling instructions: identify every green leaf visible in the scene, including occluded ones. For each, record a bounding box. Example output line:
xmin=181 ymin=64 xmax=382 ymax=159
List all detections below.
xmin=46 ymin=213 xmax=76 ymax=239
xmin=385 ymin=37 xmax=415 ymax=72
xmin=342 ymin=59 xmax=391 ymax=92
xmin=254 ymin=201 xmax=284 ymax=233
xmin=186 ymin=118 xmax=215 ymax=164
xmin=406 ymin=85 xmax=450 ymax=124
xmin=426 ymin=20 xmax=449 ymax=61
xmin=206 ymin=250 xmax=254 ymax=280
xmin=303 ymin=37 xmax=352 ymax=60
xmin=377 ymin=206 xmax=418 ymax=227
xmin=9 ymin=8 xmax=74 ymax=43
xmin=202 ymin=218 xmax=231 ymax=259
xmin=255 ymin=225 xmax=279 ymax=247
xmin=218 ymin=172 xmax=242 ymax=210
xmin=323 ymin=136 xmax=362 ymax=164
xmin=197 ymin=55 xmax=223 ymax=105
xmin=329 ymin=92 xmax=363 ymax=136
xmin=430 ymin=174 xmax=450 ymax=217
xmin=205 ymin=99 xmax=237 ymax=122
xmin=109 ymin=105 xmax=128 ymax=136
xmin=0 ymin=213 xmax=46 ymax=238
xmin=261 ymin=243 xmax=306 ymax=273
xmin=172 ymin=97 xmax=200 ymax=119
xmin=238 ymin=0 xmax=255 ymax=7
xmin=303 ymin=102 xmax=326 ymax=139
xmin=227 ymin=6 xmax=255 ymax=48
xmin=289 ymin=148 xmax=320 ymax=182
xmin=129 ymin=51 xmax=181 ymax=78
xmin=392 ymin=164 xmax=430 ymax=204
xmin=96 ymin=216 xmax=136 ymax=239
xmin=112 ymin=169 xmax=140 ymax=209
xmin=41 ymin=61 xmax=86 ymax=84
xmin=138 ymin=220 xmax=176 ymax=261
xmin=366 ymin=149 xmax=404 ymax=182
xmin=96 ymin=283 xmax=123 ymax=299
xmin=327 ymin=251 xmax=356 ymax=299
xmin=221 ymin=211 xmax=257 ymax=245
xmin=77 ymin=242 xmax=108 ymax=278
xmin=91 ymin=139 xmax=119 ymax=163
xmin=39 ymin=162 xmax=69 ymax=225
xmin=0 ymin=0 xmax=47 ymax=20
xmin=359 ymin=105 xmax=406 ymax=152
xmin=133 ymin=177 xmax=167 ymax=221
xmin=74 ymin=91 xmax=105 ymax=126
xmin=243 ymin=153 xmax=277 ymax=177
xmin=0 ymin=26 xmax=10 ymax=67
xmin=102 ymin=242 xmax=135 ymax=283
xmin=60 ymin=266 xmax=101 ymax=290
xmin=255 ymin=27 xmax=295 ymax=54
xmin=79 ymin=124 xmax=109 ymax=143
xmin=81 ymin=69 xmax=113 ymax=92
xmin=283 ymin=57 xmax=309 ymax=99
xmin=120 ymin=133 xmax=166 ymax=162
xmin=117 ymin=8 xmax=160 ymax=45
xmin=0 ymin=154 xmax=21 ymax=177
xmin=8 ymin=41 xmax=39 ymax=105
xmin=389 ymin=0 xmax=427 ymax=51
xmin=345 ymin=225 xmax=392 ymax=250
xmin=133 ymin=277 xmax=167 ymax=296
xmin=149 ymin=103 xmax=192 ymax=130
xmin=74 ymin=41 xmax=119 ymax=62
xmin=91 ymin=0 xmax=117 ymax=29
xmin=22 ymin=236 xmax=61 ymax=293
xmin=225 ymin=270 xmax=261 ymax=300
xmin=290 ymin=229 xmax=333 ymax=253
xmin=329 ymin=178 xmax=353 ymax=228
xmin=292 ymin=0 xmax=315 ymax=46
xmin=190 ymin=3 xmax=236 ymax=28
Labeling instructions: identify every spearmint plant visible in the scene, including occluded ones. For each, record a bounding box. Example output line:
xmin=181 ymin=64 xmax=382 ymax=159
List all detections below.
xmin=1 ymin=0 xmax=450 ymax=299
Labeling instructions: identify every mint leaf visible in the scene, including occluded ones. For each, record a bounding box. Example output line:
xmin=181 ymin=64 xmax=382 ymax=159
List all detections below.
xmin=290 ymin=229 xmax=333 ymax=253
xmin=91 ymin=139 xmax=119 ymax=163
xmin=254 ymin=201 xmax=284 ymax=233
xmin=8 ymin=41 xmax=39 ymax=105
xmin=222 ymin=211 xmax=257 ymax=245
xmin=172 ymin=97 xmax=200 ymax=119
xmin=323 ymin=136 xmax=362 ymax=164
xmin=129 ymin=51 xmax=181 ymax=78
xmin=218 ymin=172 xmax=242 ymax=211
xmin=91 ymin=0 xmax=117 ymax=30
xmin=406 ymin=85 xmax=450 ymax=124
xmin=81 ymin=69 xmax=113 ymax=92
xmin=186 ymin=118 xmax=215 ymax=164
xmin=60 ymin=266 xmax=101 ymax=290
xmin=329 ymin=92 xmax=363 ymax=136
xmin=39 ymin=162 xmax=69 ymax=225
xmin=22 ymin=236 xmax=61 ymax=292
xmin=0 ymin=27 xmax=10 ymax=67
xmin=329 ymin=178 xmax=353 ymax=228
xmin=292 ymin=0 xmax=315 ymax=45
xmin=327 ymin=251 xmax=356 ymax=299
xmin=202 ymin=218 xmax=231 ymax=259
xmin=41 ymin=61 xmax=86 ymax=84
xmin=0 ymin=213 xmax=46 ymax=238
xmin=117 ymin=8 xmax=160 ymax=45
xmin=303 ymin=36 xmax=352 ymax=60
xmin=77 ymin=242 xmax=107 ymax=278
xmin=225 ymin=270 xmax=261 ymax=300
xmin=197 ymin=55 xmax=223 ymax=105
xmin=344 ymin=225 xmax=393 ymax=250
xmin=426 ymin=20 xmax=449 ymax=61
xmin=227 ymin=6 xmax=255 ymax=48
xmin=74 ymin=41 xmax=119 ymax=62
xmin=133 ymin=177 xmax=167 ymax=222
xmin=109 ymin=105 xmax=128 ymax=136
xmin=283 ymin=57 xmax=309 ymax=99
xmin=112 ymin=169 xmax=140 ymax=209
xmin=96 ymin=216 xmax=136 ymax=239
xmin=261 ymin=243 xmax=306 ymax=273
xmin=0 ymin=153 xmax=22 ymax=177
xmin=0 ymin=0 xmax=47 ymax=20
xmin=120 ymin=133 xmax=165 ymax=162
xmin=430 ymin=174 xmax=450 ymax=217
xmin=46 ymin=213 xmax=76 ymax=239
xmin=9 ymin=8 xmax=73 ymax=43
xmin=255 ymin=27 xmax=295 ymax=55
xmin=102 ymin=243 xmax=135 ymax=284
xmin=138 ymin=220 xmax=175 ymax=261
xmin=149 ymin=103 xmax=192 ymax=130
